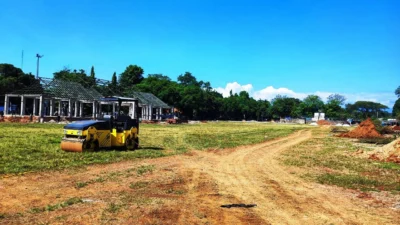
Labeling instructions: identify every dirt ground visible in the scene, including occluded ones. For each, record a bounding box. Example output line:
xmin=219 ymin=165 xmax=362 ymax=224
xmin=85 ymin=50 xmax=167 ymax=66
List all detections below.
xmin=1 ymin=130 xmax=399 ymax=224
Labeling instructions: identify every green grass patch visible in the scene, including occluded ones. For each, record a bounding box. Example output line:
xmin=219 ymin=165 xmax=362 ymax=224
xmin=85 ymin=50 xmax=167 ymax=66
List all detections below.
xmin=105 ymin=202 xmax=121 ymax=213
xmin=136 ymin=165 xmax=155 ymax=176
xmin=30 ymin=197 xmax=83 ymax=214
xmin=129 ymin=181 xmax=149 ymax=189
xmin=316 ymin=173 xmax=380 ymax=190
xmin=0 ymin=122 xmax=304 ymax=174
xmin=282 ymin=129 xmax=400 ymax=193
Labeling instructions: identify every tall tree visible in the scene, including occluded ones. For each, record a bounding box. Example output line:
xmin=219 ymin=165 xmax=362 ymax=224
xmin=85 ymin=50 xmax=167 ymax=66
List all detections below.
xmin=119 ymin=65 xmax=144 ymax=94
xmin=270 ymin=95 xmax=301 ymax=119
xmin=89 ymin=66 xmax=96 ymax=87
xmin=393 ymin=99 xmax=400 ymax=119
xmin=324 ymin=94 xmax=346 ymax=120
xmin=327 ymin=94 xmax=346 ymax=105
xmin=346 ymin=101 xmax=388 ymax=119
xmin=395 ymin=86 xmax=400 ymax=98
xmin=177 ymin=72 xmax=198 ymax=86
xmin=53 ymin=67 xmax=90 ymax=87
xmin=298 ymin=95 xmax=324 ymax=117
xmin=0 ymin=63 xmax=36 ymax=95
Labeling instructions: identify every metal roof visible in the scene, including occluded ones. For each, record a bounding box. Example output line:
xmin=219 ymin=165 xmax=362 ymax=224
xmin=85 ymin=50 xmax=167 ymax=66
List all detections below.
xmin=128 ymin=91 xmax=170 ymax=108
xmin=11 ymin=78 xmax=103 ymax=101
xmin=10 ymin=78 xmax=170 ymax=107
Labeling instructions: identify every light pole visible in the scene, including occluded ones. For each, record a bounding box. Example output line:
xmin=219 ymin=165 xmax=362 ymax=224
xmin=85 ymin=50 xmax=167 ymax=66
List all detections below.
xmin=36 ymin=54 xmax=43 ymax=79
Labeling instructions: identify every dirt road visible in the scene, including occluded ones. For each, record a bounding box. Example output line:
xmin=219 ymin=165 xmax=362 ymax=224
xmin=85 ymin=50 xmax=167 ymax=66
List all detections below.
xmin=1 ymin=130 xmax=399 ymax=224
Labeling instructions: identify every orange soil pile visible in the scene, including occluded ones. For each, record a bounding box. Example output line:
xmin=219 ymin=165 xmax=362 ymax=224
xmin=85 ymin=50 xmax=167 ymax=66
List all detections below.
xmin=393 ymin=126 xmax=400 ymax=131
xmin=317 ymin=120 xmax=331 ymax=125
xmin=340 ymin=118 xmax=382 ymax=139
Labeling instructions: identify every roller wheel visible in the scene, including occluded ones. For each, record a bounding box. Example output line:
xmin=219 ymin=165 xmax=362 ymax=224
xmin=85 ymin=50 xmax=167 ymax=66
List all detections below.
xmin=134 ymin=137 xmax=139 ymax=150
xmin=125 ymin=136 xmax=135 ymax=150
xmin=83 ymin=140 xmax=99 ymax=152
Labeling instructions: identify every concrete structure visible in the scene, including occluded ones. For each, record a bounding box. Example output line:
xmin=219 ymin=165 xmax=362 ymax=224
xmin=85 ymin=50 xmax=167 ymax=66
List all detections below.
xmin=311 ymin=112 xmax=325 ymax=121
xmin=128 ymin=91 xmax=171 ymax=121
xmin=3 ymin=78 xmax=102 ymax=120
xmin=2 ymin=78 xmax=171 ymax=122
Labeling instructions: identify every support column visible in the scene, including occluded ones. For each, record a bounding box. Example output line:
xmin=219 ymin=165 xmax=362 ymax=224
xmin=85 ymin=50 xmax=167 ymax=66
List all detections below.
xmin=74 ymin=101 xmax=78 ymax=117
xmin=20 ymin=96 xmax=25 ymax=116
xmin=58 ymin=101 xmax=61 ymax=116
xmin=4 ymin=95 xmax=9 ymax=115
xmin=49 ymin=99 xmax=54 ymax=116
xmin=68 ymin=99 xmax=72 ymax=118
xmin=38 ymin=96 xmax=43 ymax=117
xmin=98 ymin=102 xmax=102 ymax=118
xmin=33 ymin=98 xmax=37 ymax=116
xmin=132 ymin=102 xmax=136 ymax=119
xmin=159 ymin=107 xmax=162 ymax=120
xmin=149 ymin=105 xmax=153 ymax=120
xmin=80 ymin=102 xmax=83 ymax=117
xmin=92 ymin=101 xmax=96 ymax=119
xmin=112 ymin=103 xmax=116 ymax=116
xmin=142 ymin=107 xmax=145 ymax=120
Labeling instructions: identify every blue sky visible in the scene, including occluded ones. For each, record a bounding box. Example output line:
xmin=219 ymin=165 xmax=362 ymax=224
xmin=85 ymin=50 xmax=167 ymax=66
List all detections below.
xmin=1 ymin=0 xmax=399 ymax=107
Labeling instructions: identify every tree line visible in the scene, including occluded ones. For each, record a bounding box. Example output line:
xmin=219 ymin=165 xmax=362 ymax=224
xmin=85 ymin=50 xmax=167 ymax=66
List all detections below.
xmin=1 ymin=63 xmax=399 ymax=121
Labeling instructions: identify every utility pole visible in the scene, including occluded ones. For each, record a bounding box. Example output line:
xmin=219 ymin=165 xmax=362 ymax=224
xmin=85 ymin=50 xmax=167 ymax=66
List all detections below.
xmin=36 ymin=53 xmax=43 ymax=79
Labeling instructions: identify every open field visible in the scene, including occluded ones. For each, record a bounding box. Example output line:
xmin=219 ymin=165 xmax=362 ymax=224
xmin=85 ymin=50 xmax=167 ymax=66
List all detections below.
xmin=1 ymin=123 xmax=399 ymax=224
xmin=0 ymin=122 xmax=303 ymax=174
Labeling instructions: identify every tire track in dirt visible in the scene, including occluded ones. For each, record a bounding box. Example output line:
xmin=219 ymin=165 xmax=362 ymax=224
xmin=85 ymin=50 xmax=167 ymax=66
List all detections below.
xmin=182 ymin=130 xmax=399 ymax=224
xmin=1 ymin=130 xmax=399 ymax=224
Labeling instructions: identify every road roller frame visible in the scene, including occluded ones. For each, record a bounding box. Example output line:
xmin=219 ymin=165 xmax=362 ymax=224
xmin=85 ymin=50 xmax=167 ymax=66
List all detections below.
xmin=61 ymin=97 xmax=140 ymax=152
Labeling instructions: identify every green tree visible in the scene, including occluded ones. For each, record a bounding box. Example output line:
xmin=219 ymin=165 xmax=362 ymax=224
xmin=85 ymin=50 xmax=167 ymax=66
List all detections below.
xmin=346 ymin=101 xmax=388 ymax=119
xmin=395 ymin=86 xmax=400 ymax=98
xmin=324 ymin=94 xmax=346 ymax=119
xmin=327 ymin=94 xmax=346 ymax=105
xmin=255 ymin=100 xmax=271 ymax=121
xmin=53 ymin=67 xmax=90 ymax=87
xmin=393 ymin=98 xmax=400 ymax=119
xmin=0 ymin=63 xmax=37 ymax=95
xmin=136 ymin=74 xmax=179 ymax=104
xmin=89 ymin=66 xmax=96 ymax=87
xmin=298 ymin=95 xmax=324 ymax=117
xmin=119 ymin=65 xmax=144 ymax=94
xmin=270 ymin=95 xmax=301 ymax=119
xmin=177 ymin=72 xmax=199 ymax=86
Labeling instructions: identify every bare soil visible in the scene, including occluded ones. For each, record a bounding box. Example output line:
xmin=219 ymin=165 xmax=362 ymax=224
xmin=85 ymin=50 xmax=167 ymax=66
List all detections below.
xmin=1 ymin=130 xmax=399 ymax=224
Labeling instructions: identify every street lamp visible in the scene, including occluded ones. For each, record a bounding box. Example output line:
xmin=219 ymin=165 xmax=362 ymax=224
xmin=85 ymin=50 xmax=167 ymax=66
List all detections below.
xmin=36 ymin=53 xmax=43 ymax=79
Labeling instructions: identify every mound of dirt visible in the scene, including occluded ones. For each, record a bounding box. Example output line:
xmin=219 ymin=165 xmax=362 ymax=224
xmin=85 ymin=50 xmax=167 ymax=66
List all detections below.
xmin=368 ymin=139 xmax=400 ymax=163
xmin=317 ymin=120 xmax=331 ymax=125
xmin=393 ymin=126 xmax=400 ymax=131
xmin=340 ymin=118 xmax=382 ymax=139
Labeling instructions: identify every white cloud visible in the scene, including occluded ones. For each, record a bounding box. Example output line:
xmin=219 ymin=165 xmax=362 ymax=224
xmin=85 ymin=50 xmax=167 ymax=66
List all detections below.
xmin=215 ymin=82 xmax=397 ymax=108
xmin=214 ymin=82 xmax=253 ymax=97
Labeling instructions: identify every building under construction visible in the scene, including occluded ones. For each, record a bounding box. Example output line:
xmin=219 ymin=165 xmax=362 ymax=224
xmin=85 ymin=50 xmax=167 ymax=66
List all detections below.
xmin=1 ymin=77 xmax=172 ymax=122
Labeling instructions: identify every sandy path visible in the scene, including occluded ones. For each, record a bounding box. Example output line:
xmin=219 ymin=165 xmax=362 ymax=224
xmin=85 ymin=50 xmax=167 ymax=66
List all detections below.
xmin=1 ymin=130 xmax=399 ymax=224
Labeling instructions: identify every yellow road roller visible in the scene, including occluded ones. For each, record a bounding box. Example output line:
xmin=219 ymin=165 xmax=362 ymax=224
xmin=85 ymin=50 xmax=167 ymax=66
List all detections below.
xmin=61 ymin=97 xmax=139 ymax=152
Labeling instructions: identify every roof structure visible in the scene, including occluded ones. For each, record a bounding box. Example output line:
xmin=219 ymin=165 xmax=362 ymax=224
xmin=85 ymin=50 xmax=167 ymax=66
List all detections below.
xmin=129 ymin=91 xmax=170 ymax=108
xmin=11 ymin=77 xmax=103 ymax=101
xmin=9 ymin=77 xmax=170 ymax=107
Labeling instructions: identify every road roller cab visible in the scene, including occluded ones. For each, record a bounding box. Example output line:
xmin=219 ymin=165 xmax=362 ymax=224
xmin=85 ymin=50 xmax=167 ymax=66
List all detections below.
xmin=61 ymin=116 xmax=139 ymax=152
